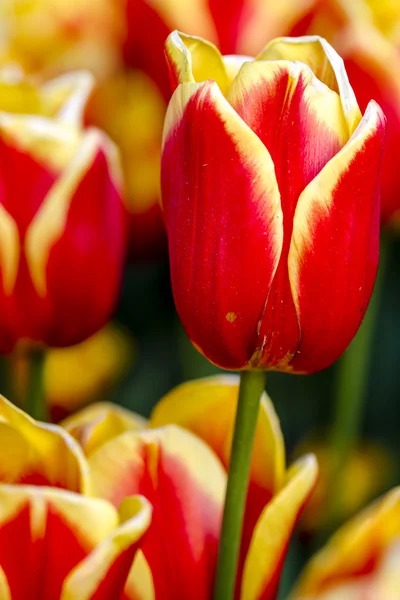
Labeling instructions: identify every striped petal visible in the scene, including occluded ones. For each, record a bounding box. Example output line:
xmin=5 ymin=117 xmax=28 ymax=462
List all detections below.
xmin=241 ymin=455 xmax=318 ymax=600
xmin=165 ymin=31 xmax=230 ymax=94
xmin=161 ymin=79 xmax=282 ymax=369
xmin=228 ymin=58 xmax=349 ymax=369
xmin=0 ymin=395 xmax=90 ymax=492
xmin=256 ymin=35 xmax=362 ymax=134
xmin=0 ymin=485 xmax=150 ymax=600
xmin=88 ymin=425 xmax=226 ymax=599
xmin=291 ymin=487 xmax=400 ymax=599
xmin=288 ymin=100 xmax=385 ymax=373
xmin=61 ymin=495 xmax=152 ymax=600
xmin=150 ymin=375 xmax=285 ymax=561
xmin=25 ymin=129 xmax=126 ymax=347
xmin=62 ymin=402 xmax=147 ymax=456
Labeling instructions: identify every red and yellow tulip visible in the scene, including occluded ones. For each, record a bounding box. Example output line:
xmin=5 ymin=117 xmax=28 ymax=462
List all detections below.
xmin=0 ymin=68 xmax=126 ymax=352
xmin=291 ymin=487 xmax=400 ymax=599
xmin=161 ymin=32 xmax=386 ymax=373
xmin=64 ymin=375 xmax=318 ymax=599
xmin=0 ymin=394 xmax=151 ymax=599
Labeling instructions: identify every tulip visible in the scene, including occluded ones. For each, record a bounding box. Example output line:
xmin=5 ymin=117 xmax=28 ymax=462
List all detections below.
xmin=291 ymin=487 xmax=400 ymax=599
xmin=0 ymin=395 xmax=151 ymax=599
xmin=161 ymin=31 xmax=385 ymax=373
xmin=0 ymin=69 xmax=126 ymax=352
xmin=64 ymin=375 xmax=318 ymax=599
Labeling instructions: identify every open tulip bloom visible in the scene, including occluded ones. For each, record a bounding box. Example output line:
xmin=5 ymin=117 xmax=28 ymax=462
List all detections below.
xmin=161 ymin=32 xmax=386 ymax=374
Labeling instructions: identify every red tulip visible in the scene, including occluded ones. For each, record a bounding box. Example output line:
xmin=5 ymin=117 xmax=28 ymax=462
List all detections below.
xmin=0 ymin=395 xmax=151 ymax=599
xmin=0 ymin=71 xmax=126 ymax=352
xmin=161 ymin=32 xmax=386 ymax=373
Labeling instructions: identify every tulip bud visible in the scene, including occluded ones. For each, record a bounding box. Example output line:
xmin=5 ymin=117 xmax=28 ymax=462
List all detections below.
xmin=161 ymin=32 xmax=386 ymax=373
xmin=0 ymin=69 xmax=126 ymax=352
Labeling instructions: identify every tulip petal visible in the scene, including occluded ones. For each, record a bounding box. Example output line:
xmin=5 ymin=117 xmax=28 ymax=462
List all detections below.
xmin=162 ymin=80 xmax=282 ymax=369
xmin=165 ymin=31 xmax=230 ymax=94
xmin=88 ymin=425 xmax=226 ymax=599
xmin=0 ymin=395 xmax=90 ymax=492
xmin=241 ymin=455 xmax=318 ymax=600
xmin=228 ymin=59 xmax=349 ymax=369
xmin=288 ymin=100 xmax=385 ymax=373
xmin=0 ymin=485 xmax=125 ymax=600
xmin=150 ymin=375 xmax=285 ymax=495
xmin=291 ymin=487 xmax=400 ymax=599
xmin=25 ymin=129 xmax=125 ymax=347
xmin=0 ymin=204 xmax=19 ymax=296
xmin=62 ymin=402 xmax=148 ymax=456
xmin=124 ymin=551 xmax=155 ymax=600
xmin=257 ymin=35 xmax=362 ymax=134
xmin=61 ymin=495 xmax=152 ymax=600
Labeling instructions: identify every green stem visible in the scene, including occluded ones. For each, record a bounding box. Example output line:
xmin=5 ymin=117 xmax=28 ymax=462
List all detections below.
xmin=328 ymin=234 xmax=391 ymax=524
xmin=25 ymin=348 xmax=47 ymax=421
xmin=213 ymin=370 xmax=266 ymax=600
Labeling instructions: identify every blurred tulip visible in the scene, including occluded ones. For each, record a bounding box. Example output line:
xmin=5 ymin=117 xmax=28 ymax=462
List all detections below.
xmin=0 ymin=69 xmax=126 ymax=352
xmin=0 ymin=394 xmax=152 ymax=599
xmin=293 ymin=438 xmax=395 ymax=535
xmin=1 ymin=0 xmax=307 ymax=259
xmin=13 ymin=324 xmax=134 ymax=421
xmin=291 ymin=487 xmax=400 ymax=600
xmin=65 ymin=375 xmax=318 ymax=599
xmin=161 ymin=32 xmax=385 ymax=372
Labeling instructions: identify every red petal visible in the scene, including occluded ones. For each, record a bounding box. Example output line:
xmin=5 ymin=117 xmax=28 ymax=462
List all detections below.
xmin=162 ymin=81 xmax=282 ymax=369
xmin=289 ymin=101 xmax=385 ymax=373
xmin=26 ymin=132 xmax=126 ymax=347
xmin=89 ymin=426 xmax=226 ymax=600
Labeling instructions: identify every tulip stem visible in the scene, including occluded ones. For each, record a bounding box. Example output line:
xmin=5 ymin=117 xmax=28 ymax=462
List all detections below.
xmin=213 ymin=370 xmax=266 ymax=600
xmin=26 ymin=348 xmax=47 ymax=422
xmin=327 ymin=233 xmax=390 ymax=528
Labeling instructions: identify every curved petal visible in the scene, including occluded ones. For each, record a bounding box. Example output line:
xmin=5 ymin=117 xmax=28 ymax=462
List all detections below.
xmin=161 ymin=80 xmax=282 ymax=369
xmin=25 ymin=129 xmax=126 ymax=347
xmin=61 ymin=495 xmax=152 ymax=600
xmin=291 ymin=487 xmax=400 ymax=599
xmin=228 ymin=59 xmax=348 ymax=369
xmin=241 ymin=455 xmax=318 ymax=600
xmin=165 ymin=31 xmax=230 ymax=94
xmin=88 ymin=425 xmax=226 ymax=600
xmin=62 ymin=402 xmax=147 ymax=456
xmin=0 ymin=485 xmax=121 ymax=600
xmin=256 ymin=35 xmax=362 ymax=134
xmin=0 ymin=204 xmax=19 ymax=353
xmin=124 ymin=551 xmax=155 ymax=600
xmin=0 ymin=395 xmax=90 ymax=493
xmin=288 ymin=101 xmax=385 ymax=373
xmin=150 ymin=375 xmax=285 ymax=496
